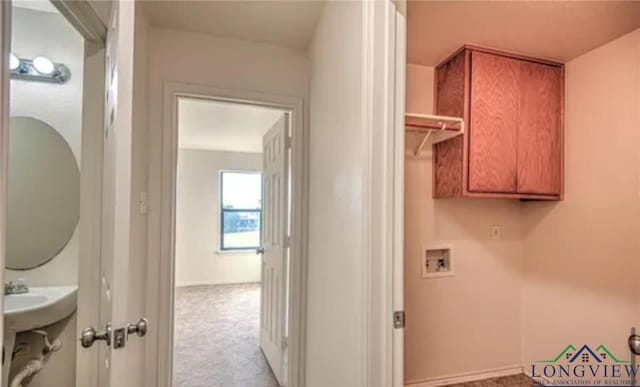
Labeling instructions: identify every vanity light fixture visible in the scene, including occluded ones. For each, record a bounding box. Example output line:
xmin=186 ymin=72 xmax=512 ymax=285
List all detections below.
xmin=9 ymin=53 xmax=20 ymax=71
xmin=9 ymin=54 xmax=70 ymax=84
xmin=32 ymin=56 xmax=55 ymax=75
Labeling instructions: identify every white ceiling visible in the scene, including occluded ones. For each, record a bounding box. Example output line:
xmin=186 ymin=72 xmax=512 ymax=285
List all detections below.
xmin=143 ymin=0 xmax=324 ymax=50
xmin=178 ymin=98 xmax=284 ymax=153
xmin=408 ymin=1 xmax=640 ymax=66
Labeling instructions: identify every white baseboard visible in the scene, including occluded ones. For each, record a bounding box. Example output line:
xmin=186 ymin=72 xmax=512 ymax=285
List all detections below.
xmin=175 ymin=280 xmax=260 ymax=287
xmin=405 ymin=365 xmax=524 ymax=387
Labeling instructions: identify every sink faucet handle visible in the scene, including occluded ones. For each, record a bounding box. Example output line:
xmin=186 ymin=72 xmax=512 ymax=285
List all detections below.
xmin=13 ymin=279 xmax=27 ymax=289
xmin=5 ymin=279 xmax=28 ymax=294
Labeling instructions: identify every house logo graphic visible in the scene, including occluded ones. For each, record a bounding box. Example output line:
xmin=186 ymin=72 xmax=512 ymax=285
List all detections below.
xmin=531 ymin=344 xmax=637 ymax=386
xmin=538 ymin=344 xmax=630 ymax=364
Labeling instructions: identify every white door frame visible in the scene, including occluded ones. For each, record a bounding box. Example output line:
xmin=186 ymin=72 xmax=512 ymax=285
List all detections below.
xmin=392 ymin=6 xmax=406 ymax=387
xmin=364 ymin=1 xmax=405 ymax=386
xmin=146 ymin=81 xmax=308 ymax=387
xmin=0 ymin=0 xmax=11 ymax=354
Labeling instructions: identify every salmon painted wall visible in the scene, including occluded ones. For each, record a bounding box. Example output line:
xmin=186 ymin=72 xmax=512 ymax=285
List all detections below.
xmin=404 ymin=64 xmax=525 ymax=385
xmin=522 ymin=29 xmax=640 ymax=374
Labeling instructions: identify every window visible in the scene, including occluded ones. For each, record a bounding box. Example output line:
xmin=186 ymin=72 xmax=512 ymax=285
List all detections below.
xmin=220 ymin=171 xmax=262 ymax=250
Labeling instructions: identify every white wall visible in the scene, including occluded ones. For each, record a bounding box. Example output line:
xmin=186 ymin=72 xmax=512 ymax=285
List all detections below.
xmin=306 ymin=3 xmax=367 ymax=386
xmin=522 ymin=29 xmax=640 ymax=376
xmin=404 ymin=64 xmax=524 ymax=385
xmin=7 ymin=7 xmax=84 ymax=286
xmin=176 ymin=149 xmax=262 ymax=286
xmin=148 ymin=27 xmax=309 ymax=98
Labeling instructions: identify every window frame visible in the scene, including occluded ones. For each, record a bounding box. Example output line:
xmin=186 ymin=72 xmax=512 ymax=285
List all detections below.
xmin=219 ymin=170 xmax=263 ymax=251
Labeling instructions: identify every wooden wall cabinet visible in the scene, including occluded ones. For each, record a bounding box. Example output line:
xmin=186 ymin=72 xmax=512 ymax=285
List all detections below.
xmin=434 ymin=46 xmax=564 ymax=200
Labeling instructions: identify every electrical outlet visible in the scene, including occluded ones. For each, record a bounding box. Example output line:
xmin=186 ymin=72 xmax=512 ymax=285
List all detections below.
xmin=491 ymin=225 xmax=502 ymax=240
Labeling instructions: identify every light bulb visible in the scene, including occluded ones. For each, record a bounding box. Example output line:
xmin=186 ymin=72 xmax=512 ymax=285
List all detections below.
xmin=9 ymin=53 xmax=19 ymax=71
xmin=32 ymin=56 xmax=55 ymax=75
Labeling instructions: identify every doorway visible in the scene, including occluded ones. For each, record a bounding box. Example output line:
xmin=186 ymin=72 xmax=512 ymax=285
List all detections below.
xmin=2 ymin=1 xmax=108 ymax=386
xmin=173 ymin=97 xmax=291 ymax=387
xmin=149 ymin=83 xmax=308 ymax=387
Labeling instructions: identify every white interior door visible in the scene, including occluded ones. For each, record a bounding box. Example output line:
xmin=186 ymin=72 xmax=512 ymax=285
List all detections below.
xmin=96 ymin=2 xmax=144 ymax=386
xmin=260 ymin=114 xmax=290 ymax=386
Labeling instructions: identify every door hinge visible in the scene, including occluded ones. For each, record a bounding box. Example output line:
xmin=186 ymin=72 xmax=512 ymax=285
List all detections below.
xmin=393 ymin=311 xmax=405 ymax=329
xmin=285 ymin=136 xmax=292 ymax=149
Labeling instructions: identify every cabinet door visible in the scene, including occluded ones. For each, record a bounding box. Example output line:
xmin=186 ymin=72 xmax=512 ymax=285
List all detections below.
xmin=468 ymin=51 xmax=519 ymax=193
xmin=517 ymin=61 xmax=562 ymax=195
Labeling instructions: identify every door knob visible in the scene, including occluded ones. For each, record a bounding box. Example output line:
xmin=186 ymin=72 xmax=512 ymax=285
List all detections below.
xmin=127 ymin=317 xmax=148 ymax=337
xmin=256 ymin=247 xmax=264 ymax=254
xmin=629 ymin=334 xmax=640 ymax=355
xmin=80 ymin=323 xmax=112 ymax=348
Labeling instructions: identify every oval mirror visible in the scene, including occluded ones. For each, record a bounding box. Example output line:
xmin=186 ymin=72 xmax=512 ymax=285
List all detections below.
xmin=6 ymin=117 xmax=80 ymax=270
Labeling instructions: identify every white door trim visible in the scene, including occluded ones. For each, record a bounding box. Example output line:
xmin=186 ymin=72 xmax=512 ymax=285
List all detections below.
xmin=392 ymin=8 xmax=407 ymax=387
xmin=0 ymin=0 xmax=11 ymax=353
xmin=363 ymin=1 xmax=405 ymax=386
xmin=51 ymin=0 xmax=107 ymax=42
xmin=145 ymin=81 xmax=308 ymax=387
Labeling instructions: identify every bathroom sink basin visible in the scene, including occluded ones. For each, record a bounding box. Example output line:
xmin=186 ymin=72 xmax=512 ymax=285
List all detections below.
xmin=4 ymin=286 xmax=77 ymax=332
xmin=5 ymin=295 xmax=48 ymax=311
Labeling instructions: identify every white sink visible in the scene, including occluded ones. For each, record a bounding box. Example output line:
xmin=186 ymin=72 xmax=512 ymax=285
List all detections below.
xmin=4 ymin=286 xmax=77 ymax=332
xmin=5 ymin=295 xmax=49 ymax=311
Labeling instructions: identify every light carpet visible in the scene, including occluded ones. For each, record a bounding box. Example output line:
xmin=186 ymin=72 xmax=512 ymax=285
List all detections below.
xmin=173 ymin=283 xmax=279 ymax=387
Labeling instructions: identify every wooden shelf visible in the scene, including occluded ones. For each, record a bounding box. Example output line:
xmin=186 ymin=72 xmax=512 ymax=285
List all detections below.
xmin=405 ymin=113 xmax=464 ymax=157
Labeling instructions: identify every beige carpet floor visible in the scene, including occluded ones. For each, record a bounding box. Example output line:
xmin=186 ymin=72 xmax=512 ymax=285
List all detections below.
xmin=173 ymin=283 xmax=279 ymax=387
